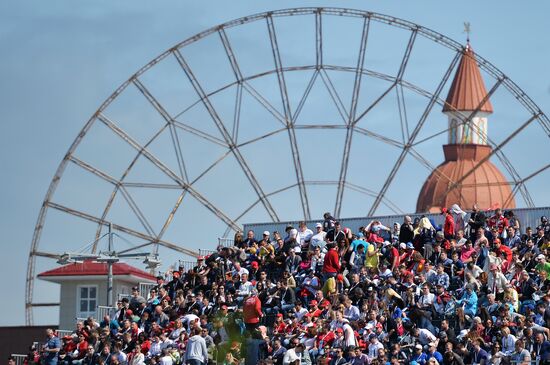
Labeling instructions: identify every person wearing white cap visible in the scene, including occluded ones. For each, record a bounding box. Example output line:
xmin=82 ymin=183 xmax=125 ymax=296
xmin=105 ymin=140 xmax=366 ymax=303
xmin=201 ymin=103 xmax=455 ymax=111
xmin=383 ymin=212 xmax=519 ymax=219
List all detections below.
xmin=310 ymin=223 xmax=327 ymax=252
xmin=536 ymin=254 xmax=550 ymax=276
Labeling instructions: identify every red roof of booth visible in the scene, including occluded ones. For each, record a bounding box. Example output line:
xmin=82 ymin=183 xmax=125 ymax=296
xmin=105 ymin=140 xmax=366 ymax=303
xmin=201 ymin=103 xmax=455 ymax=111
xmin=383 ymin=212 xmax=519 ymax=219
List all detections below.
xmin=38 ymin=261 xmax=156 ymax=281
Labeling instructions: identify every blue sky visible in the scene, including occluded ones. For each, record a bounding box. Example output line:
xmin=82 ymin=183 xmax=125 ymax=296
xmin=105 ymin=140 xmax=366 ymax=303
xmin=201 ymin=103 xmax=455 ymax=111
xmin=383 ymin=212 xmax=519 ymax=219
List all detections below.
xmin=1 ymin=1 xmax=549 ymax=326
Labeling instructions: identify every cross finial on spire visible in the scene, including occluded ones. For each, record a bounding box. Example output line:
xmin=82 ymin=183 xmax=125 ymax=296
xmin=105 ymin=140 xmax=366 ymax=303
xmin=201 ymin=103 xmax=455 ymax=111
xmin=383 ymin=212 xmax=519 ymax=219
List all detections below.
xmin=463 ymin=22 xmax=471 ymax=44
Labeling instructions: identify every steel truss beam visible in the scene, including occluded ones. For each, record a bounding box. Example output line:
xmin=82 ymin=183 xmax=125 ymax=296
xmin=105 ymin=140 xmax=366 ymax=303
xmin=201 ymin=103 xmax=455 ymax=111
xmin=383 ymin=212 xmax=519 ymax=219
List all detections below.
xmin=173 ymin=48 xmax=281 ymax=222
xmin=334 ymin=16 xmax=370 ymax=218
xmin=45 ymin=201 xmax=198 ymax=257
xmin=97 ymin=113 xmax=241 ymax=232
xmin=266 ymin=15 xmax=311 ymax=220
xmin=91 ymin=123 xmax=171 ymax=253
xmin=368 ymin=49 xmax=461 ymax=216
xmin=443 ymin=112 xmax=541 ymax=198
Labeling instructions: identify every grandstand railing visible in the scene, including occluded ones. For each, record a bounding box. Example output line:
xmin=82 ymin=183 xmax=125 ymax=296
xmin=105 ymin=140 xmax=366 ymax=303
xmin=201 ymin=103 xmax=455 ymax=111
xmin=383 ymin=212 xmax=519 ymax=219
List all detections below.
xmin=97 ymin=305 xmax=116 ymax=320
xmin=56 ymin=329 xmax=73 ymax=338
xmin=243 ymin=206 xmax=550 ymax=239
xmin=139 ymin=282 xmax=156 ymax=297
xmin=178 ymin=260 xmax=196 ymax=272
xmin=510 ymin=361 xmax=539 ymax=365
xmin=11 ymin=354 xmax=26 ymax=365
xmin=199 ymin=248 xmax=216 ymax=256
xmin=218 ymin=237 xmax=234 ymax=248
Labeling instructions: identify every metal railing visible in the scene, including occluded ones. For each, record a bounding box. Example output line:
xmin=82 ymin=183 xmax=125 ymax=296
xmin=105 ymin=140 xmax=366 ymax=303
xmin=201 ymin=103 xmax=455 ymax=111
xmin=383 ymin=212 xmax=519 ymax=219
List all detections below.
xmin=243 ymin=206 xmax=550 ymax=239
xmin=10 ymin=354 xmax=26 ymax=365
xmin=217 ymin=237 xmax=234 ymax=248
xmin=56 ymin=329 xmax=73 ymax=338
xmin=199 ymin=248 xmax=216 ymax=256
xmin=178 ymin=260 xmax=196 ymax=272
xmin=510 ymin=361 xmax=539 ymax=365
xmin=139 ymin=282 xmax=156 ymax=297
xmin=97 ymin=305 xmax=116 ymax=320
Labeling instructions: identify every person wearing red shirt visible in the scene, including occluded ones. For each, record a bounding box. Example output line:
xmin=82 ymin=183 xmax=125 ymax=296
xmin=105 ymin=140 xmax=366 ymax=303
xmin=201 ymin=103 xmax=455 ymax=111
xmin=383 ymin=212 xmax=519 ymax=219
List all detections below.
xmin=74 ymin=333 xmax=89 ymax=360
xmin=494 ymin=238 xmax=513 ymax=271
xmin=242 ymin=289 xmax=262 ymax=332
xmin=442 ymin=208 xmax=455 ymax=240
xmin=488 ymin=208 xmax=509 ymax=235
xmin=322 ymin=243 xmax=340 ymax=280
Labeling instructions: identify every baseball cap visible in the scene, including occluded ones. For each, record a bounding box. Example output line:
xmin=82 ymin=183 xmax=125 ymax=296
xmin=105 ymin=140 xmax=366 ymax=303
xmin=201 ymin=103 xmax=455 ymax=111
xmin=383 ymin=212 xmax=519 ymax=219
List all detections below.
xmin=406 ymin=242 xmax=414 ymax=249
xmin=251 ymin=261 xmax=259 ymax=268
xmin=263 ymin=231 xmax=270 ymax=236
xmin=415 ymin=344 xmax=423 ymax=350
xmin=537 ymin=254 xmax=546 ymax=261
xmin=315 ymin=223 xmax=322 ymax=228
xmin=309 ymin=300 xmax=318 ymax=306
xmin=400 ymin=242 xmax=406 ymax=249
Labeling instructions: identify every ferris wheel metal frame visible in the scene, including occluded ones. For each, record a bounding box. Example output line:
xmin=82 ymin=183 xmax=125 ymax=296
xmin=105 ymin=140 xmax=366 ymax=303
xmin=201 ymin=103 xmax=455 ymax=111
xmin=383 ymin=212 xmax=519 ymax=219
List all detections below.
xmin=25 ymin=7 xmax=550 ymax=325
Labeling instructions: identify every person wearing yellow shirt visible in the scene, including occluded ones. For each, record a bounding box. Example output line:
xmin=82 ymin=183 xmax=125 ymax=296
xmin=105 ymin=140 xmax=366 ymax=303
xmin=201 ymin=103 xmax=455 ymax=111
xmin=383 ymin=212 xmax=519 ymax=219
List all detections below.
xmin=365 ymin=241 xmax=379 ymax=269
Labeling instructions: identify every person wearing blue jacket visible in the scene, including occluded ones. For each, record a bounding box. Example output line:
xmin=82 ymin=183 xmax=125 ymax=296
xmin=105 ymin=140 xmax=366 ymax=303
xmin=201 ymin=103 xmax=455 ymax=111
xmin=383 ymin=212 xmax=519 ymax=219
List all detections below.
xmin=455 ymin=285 xmax=478 ymax=317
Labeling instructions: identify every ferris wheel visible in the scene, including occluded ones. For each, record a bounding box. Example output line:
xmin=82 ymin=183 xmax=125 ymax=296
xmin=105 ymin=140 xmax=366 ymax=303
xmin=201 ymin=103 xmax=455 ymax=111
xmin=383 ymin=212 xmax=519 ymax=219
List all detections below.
xmin=26 ymin=7 xmax=550 ymax=324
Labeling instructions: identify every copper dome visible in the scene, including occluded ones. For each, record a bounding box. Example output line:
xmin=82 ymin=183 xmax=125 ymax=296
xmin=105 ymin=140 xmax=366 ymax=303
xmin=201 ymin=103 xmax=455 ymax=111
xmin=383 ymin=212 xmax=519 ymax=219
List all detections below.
xmin=416 ymin=144 xmax=516 ymax=213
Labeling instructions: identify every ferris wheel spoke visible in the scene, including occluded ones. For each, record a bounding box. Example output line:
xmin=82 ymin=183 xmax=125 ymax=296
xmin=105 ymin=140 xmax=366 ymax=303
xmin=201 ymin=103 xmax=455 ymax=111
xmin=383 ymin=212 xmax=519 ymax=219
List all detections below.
xmin=408 ymin=147 xmax=458 ymax=189
xmin=267 ymin=15 xmax=311 ymax=220
xmin=188 ymin=149 xmax=232 ymax=186
xmin=173 ymin=48 xmax=281 ymax=222
xmin=443 ymin=112 xmax=541 ymax=201
xmin=502 ymin=163 xmax=550 ymax=207
xmin=233 ymin=83 xmax=243 ymax=142
xmin=396 ymin=85 xmax=410 ymax=143
xmin=493 ymin=149 xmax=534 ymax=207
xmin=315 ymin=9 xmax=323 ymax=68
xmin=354 ymin=126 xmax=403 ymax=148
xmin=235 ymin=128 xmax=287 ymax=148
xmin=118 ymin=186 xmax=157 ymax=238
xmin=156 ymin=190 xmax=187 ymax=241
xmin=92 ymin=122 xmax=171 ymax=250
xmin=368 ymin=50 xmax=462 ymax=216
xmin=319 ymin=69 xmax=349 ymax=123
xmin=121 ymin=183 xmax=181 ymax=189
xmin=96 ymin=113 xmax=241 ymax=232
xmin=171 ymin=120 xmax=228 ymax=147
xmin=44 ymin=201 xmax=198 ymax=257
xmin=292 ymin=69 xmax=320 ymax=123
xmin=218 ymin=28 xmax=287 ymax=128
xmin=334 ymin=16 xmax=370 ymax=218
xmin=353 ymin=30 xmax=417 ymax=127
xmin=132 ymin=77 xmax=191 ymax=182
xmin=69 ymin=156 xmax=120 ymax=186
xmin=68 ymin=155 xmax=158 ymax=237
xmin=343 ymin=182 xmax=405 ymax=215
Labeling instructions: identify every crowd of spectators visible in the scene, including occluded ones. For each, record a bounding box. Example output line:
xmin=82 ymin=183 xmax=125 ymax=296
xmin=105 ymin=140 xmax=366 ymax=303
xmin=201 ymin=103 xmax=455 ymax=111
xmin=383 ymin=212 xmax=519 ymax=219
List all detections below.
xmin=23 ymin=205 xmax=550 ymax=365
